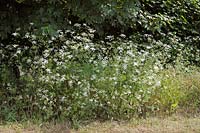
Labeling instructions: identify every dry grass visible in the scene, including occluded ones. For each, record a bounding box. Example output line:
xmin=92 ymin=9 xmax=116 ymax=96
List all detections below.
xmin=72 ymin=115 xmax=200 ymax=133
xmin=0 ymin=115 xmax=200 ymax=133
xmin=0 ymin=122 xmax=71 ymax=133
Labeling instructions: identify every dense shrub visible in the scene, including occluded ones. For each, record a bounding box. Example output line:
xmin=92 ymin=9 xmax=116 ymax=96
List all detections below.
xmin=1 ymin=24 xmax=200 ymax=126
xmin=1 ymin=0 xmax=200 ymax=39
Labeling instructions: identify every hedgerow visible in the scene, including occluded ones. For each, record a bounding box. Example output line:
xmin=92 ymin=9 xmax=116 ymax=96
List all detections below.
xmin=0 ymin=24 xmax=200 ymax=126
xmin=1 ymin=0 xmax=200 ymax=127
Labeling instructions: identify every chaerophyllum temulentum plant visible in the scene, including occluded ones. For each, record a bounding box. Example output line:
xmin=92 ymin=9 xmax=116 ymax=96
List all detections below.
xmin=0 ymin=23 xmax=200 ymax=125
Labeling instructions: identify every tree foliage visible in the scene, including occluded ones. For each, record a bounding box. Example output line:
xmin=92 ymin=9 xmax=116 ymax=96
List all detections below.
xmin=1 ymin=0 xmax=200 ymax=38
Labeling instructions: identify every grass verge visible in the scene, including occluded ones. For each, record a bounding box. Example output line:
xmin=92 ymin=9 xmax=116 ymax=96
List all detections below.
xmin=0 ymin=114 xmax=200 ymax=133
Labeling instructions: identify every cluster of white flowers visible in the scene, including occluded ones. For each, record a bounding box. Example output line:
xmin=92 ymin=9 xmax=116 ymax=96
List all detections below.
xmin=4 ymin=23 xmax=199 ymax=119
xmin=31 ymin=26 xmax=166 ymax=104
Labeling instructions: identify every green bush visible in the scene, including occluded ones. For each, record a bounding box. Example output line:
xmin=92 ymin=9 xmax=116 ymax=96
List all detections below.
xmin=0 ymin=24 xmax=200 ymax=126
xmin=1 ymin=0 xmax=200 ymax=128
xmin=1 ymin=0 xmax=200 ymax=40
xmin=155 ymin=70 xmax=183 ymax=114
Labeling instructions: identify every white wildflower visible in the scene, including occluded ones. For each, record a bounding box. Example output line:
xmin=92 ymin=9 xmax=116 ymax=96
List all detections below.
xmin=155 ymin=80 xmax=161 ymax=87
xmin=46 ymin=68 xmax=51 ymax=73
xmin=120 ymin=34 xmax=126 ymax=38
xmin=12 ymin=32 xmax=19 ymax=36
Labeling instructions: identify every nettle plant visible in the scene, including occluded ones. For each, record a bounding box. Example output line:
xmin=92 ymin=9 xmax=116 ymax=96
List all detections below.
xmin=0 ymin=23 xmax=199 ymax=123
